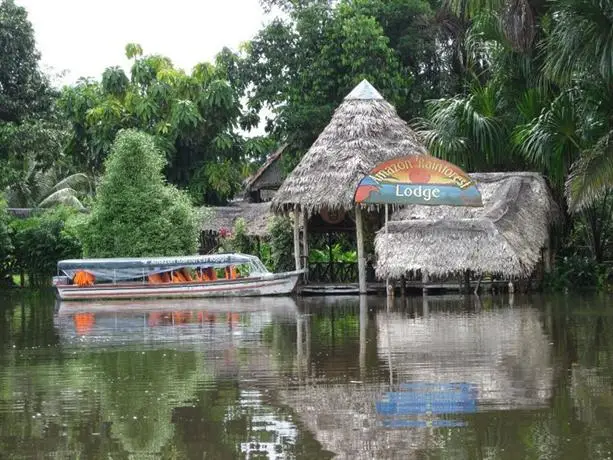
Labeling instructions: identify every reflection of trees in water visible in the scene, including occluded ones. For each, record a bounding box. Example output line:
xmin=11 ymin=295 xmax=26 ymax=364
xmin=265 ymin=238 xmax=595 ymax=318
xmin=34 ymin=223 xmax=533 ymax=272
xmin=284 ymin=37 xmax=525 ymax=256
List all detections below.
xmin=4 ymin=294 xmax=613 ymax=458
xmin=0 ymin=297 xmax=331 ymax=458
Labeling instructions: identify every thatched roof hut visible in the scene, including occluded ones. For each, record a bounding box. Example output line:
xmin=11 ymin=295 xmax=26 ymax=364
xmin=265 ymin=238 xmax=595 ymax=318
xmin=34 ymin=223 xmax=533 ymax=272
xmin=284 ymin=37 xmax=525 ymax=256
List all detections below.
xmin=375 ymin=172 xmax=558 ymax=279
xmin=271 ymin=80 xmax=427 ymax=215
xmin=202 ymin=201 xmax=272 ymax=237
xmin=244 ymin=144 xmax=287 ymax=203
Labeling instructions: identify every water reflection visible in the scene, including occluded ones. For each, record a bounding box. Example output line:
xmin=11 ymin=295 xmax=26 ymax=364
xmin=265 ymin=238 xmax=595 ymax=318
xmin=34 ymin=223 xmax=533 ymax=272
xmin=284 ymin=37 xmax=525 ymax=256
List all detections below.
xmin=1 ymin=292 xmax=613 ymax=459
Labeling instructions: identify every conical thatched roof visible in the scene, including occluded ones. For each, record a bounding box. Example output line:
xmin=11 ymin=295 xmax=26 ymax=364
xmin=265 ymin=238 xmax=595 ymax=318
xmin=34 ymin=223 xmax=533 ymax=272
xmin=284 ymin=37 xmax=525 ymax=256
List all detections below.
xmin=271 ymin=80 xmax=427 ymax=215
xmin=375 ymin=172 xmax=558 ymax=279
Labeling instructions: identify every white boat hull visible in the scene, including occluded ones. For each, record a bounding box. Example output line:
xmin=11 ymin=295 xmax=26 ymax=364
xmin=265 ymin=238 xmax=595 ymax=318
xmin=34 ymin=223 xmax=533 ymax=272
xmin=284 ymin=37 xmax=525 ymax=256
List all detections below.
xmin=55 ymin=271 xmax=302 ymax=301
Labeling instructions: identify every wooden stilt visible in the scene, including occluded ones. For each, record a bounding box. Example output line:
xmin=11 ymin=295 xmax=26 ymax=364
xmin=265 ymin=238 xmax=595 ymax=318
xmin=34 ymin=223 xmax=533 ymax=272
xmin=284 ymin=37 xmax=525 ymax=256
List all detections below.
xmin=293 ymin=208 xmax=301 ymax=271
xmin=355 ymin=205 xmax=367 ymax=294
xmin=302 ymin=210 xmax=309 ymax=282
xmin=422 ymin=270 xmax=429 ymax=296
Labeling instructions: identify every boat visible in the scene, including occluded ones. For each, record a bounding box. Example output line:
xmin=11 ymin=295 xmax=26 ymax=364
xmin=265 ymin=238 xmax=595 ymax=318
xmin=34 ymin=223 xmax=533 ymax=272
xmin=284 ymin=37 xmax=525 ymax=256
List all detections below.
xmin=53 ymin=253 xmax=304 ymax=301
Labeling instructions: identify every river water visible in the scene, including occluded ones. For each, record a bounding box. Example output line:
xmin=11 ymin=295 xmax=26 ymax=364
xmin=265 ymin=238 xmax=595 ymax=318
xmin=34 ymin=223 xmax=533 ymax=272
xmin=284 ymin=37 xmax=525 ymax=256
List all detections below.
xmin=1 ymin=292 xmax=613 ymax=459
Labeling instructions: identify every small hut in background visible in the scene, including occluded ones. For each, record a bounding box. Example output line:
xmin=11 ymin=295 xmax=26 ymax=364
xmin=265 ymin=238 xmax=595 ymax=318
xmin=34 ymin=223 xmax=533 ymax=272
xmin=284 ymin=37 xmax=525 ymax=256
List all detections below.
xmin=375 ymin=173 xmax=558 ymax=290
xmin=199 ymin=201 xmax=272 ymax=254
xmin=244 ymin=144 xmax=288 ymax=203
xmin=272 ymin=80 xmax=427 ymax=292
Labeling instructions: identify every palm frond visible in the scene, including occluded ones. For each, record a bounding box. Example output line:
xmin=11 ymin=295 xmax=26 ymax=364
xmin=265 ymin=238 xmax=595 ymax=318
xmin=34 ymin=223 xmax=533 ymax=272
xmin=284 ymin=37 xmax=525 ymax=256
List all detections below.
xmin=38 ymin=188 xmax=86 ymax=210
xmin=49 ymin=173 xmax=93 ymax=196
xmin=513 ymin=90 xmax=581 ymax=187
xmin=566 ymin=131 xmax=613 ymax=212
xmin=544 ymin=0 xmax=613 ymax=84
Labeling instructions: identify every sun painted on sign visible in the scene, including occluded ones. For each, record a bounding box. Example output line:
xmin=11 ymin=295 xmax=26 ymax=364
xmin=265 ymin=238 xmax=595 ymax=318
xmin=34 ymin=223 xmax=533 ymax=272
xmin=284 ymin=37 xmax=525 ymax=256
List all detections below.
xmin=354 ymin=155 xmax=483 ymax=207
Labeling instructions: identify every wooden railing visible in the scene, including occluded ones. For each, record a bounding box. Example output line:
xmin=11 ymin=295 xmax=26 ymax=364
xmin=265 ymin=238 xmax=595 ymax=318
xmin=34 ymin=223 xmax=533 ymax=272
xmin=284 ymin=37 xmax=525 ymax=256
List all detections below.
xmin=307 ymin=261 xmax=358 ymax=283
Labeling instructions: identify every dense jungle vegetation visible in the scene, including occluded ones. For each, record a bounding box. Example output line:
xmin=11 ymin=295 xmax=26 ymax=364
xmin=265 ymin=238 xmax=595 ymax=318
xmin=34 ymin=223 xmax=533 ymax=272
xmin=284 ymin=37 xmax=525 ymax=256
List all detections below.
xmin=2 ymin=0 xmax=613 ymax=288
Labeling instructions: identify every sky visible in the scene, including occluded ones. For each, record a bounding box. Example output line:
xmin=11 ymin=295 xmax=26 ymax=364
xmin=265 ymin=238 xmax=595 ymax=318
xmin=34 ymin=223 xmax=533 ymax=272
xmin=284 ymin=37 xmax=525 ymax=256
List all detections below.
xmin=17 ymin=0 xmax=276 ymax=85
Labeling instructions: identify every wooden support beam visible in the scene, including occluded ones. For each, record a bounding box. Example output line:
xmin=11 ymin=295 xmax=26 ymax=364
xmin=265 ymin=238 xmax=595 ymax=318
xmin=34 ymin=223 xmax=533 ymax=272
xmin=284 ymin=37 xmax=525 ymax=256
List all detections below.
xmin=355 ymin=205 xmax=367 ymax=294
xmin=302 ymin=210 xmax=309 ymax=282
xmin=293 ymin=208 xmax=301 ymax=271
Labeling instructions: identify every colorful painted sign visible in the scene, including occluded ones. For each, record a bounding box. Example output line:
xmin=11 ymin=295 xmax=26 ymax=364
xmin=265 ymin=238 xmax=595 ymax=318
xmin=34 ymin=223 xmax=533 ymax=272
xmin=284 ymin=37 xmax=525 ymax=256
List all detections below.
xmin=354 ymin=155 xmax=483 ymax=207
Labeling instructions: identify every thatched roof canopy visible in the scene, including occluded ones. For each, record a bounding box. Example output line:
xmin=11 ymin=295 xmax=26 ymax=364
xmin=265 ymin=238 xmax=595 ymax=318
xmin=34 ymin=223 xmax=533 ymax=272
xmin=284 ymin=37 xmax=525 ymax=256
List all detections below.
xmin=201 ymin=201 xmax=272 ymax=237
xmin=375 ymin=172 xmax=558 ymax=278
xmin=244 ymin=144 xmax=287 ymax=194
xmin=271 ymin=80 xmax=427 ymax=215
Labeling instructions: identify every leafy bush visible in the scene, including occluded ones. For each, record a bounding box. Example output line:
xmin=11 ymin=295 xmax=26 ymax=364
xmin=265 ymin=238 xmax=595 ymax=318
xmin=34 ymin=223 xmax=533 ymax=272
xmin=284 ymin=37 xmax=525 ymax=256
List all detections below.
xmin=217 ymin=217 xmax=255 ymax=254
xmin=80 ymin=130 xmax=199 ymax=257
xmin=9 ymin=207 xmax=82 ymax=286
xmin=0 ymin=198 xmax=12 ymax=281
xmin=268 ymin=216 xmax=294 ymax=272
xmin=309 ymin=242 xmax=357 ymax=263
xmin=545 ymin=255 xmax=612 ymax=292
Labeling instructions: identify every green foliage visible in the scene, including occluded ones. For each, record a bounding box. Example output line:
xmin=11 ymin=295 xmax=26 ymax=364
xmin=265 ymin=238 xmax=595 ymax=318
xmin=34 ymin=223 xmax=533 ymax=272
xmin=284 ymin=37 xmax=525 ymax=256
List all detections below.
xmin=267 ymin=216 xmax=294 ymax=272
xmin=3 ymin=158 xmax=93 ymax=209
xmin=0 ymin=0 xmax=54 ymax=123
xmin=0 ymin=0 xmax=67 ymax=195
xmin=0 ymin=198 xmax=12 ymax=280
xmin=309 ymin=243 xmax=357 ymax=263
xmin=8 ymin=207 xmax=82 ymax=286
xmin=216 ymin=218 xmax=255 ymax=255
xmin=80 ymin=130 xmax=199 ymax=257
xmin=544 ymin=256 xmax=612 ymax=292
xmin=59 ymin=46 xmax=268 ymax=204
xmin=239 ymin=0 xmax=458 ymax=162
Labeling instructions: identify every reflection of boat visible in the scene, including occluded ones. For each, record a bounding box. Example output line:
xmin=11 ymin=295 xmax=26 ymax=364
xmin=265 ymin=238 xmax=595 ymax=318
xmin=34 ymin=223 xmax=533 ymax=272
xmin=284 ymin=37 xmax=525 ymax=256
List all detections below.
xmin=53 ymin=254 xmax=303 ymax=301
xmin=55 ymin=297 xmax=299 ymax=347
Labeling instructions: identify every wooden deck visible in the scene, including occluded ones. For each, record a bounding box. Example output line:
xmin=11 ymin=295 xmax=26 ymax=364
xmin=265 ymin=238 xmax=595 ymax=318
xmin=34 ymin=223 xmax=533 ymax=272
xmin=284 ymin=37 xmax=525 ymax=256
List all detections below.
xmin=297 ymin=279 xmax=514 ymax=296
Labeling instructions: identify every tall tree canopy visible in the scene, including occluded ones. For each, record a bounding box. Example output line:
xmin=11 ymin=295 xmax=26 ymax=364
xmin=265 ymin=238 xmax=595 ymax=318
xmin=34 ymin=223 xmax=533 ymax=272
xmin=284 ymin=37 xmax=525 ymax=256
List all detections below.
xmin=60 ymin=45 xmax=272 ymax=204
xmin=237 ymin=0 xmax=465 ymax=167
xmin=0 ymin=0 xmax=66 ymax=190
xmin=79 ymin=130 xmax=199 ymax=257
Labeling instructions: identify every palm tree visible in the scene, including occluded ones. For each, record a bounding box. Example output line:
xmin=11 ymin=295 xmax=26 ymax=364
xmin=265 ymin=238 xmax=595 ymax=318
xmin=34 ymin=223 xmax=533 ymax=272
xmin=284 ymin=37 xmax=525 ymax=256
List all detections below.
xmin=4 ymin=159 xmax=93 ymax=210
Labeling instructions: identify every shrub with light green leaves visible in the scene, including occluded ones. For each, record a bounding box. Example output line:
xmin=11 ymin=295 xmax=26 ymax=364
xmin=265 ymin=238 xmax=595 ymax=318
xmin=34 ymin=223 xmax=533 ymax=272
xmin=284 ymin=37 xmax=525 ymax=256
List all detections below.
xmin=80 ymin=130 xmax=199 ymax=257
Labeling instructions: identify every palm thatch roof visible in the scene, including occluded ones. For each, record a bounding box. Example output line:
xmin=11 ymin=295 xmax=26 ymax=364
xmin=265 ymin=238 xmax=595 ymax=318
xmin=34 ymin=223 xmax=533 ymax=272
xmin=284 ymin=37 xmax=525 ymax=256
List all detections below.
xmin=375 ymin=172 xmax=558 ymax=279
xmin=201 ymin=201 xmax=272 ymax=237
xmin=271 ymin=80 xmax=427 ymax=215
xmin=244 ymin=143 xmax=287 ymax=195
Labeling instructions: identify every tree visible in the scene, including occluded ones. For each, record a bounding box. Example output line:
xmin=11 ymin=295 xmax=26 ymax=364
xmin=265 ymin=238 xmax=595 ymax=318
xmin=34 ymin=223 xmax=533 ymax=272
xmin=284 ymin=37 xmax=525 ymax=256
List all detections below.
xmin=3 ymin=157 xmax=93 ymax=210
xmin=239 ymin=0 xmax=454 ymax=167
xmin=60 ymin=45 xmax=269 ymax=205
xmin=0 ymin=0 xmax=68 ymax=192
xmin=0 ymin=0 xmax=54 ymax=123
xmin=80 ymin=129 xmax=199 ymax=257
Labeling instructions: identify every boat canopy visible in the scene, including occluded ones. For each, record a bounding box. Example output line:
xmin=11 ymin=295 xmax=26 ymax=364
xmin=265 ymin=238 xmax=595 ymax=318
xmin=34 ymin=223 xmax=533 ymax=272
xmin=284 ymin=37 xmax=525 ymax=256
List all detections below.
xmin=57 ymin=254 xmax=270 ymax=282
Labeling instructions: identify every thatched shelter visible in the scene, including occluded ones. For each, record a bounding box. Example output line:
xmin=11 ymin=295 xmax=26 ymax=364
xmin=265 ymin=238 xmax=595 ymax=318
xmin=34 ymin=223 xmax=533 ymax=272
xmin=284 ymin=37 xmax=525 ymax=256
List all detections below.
xmin=202 ymin=201 xmax=272 ymax=238
xmin=375 ymin=172 xmax=558 ymax=280
xmin=244 ymin=144 xmax=287 ymax=203
xmin=272 ymin=80 xmax=427 ymax=291
xmin=272 ymin=81 xmax=426 ymax=215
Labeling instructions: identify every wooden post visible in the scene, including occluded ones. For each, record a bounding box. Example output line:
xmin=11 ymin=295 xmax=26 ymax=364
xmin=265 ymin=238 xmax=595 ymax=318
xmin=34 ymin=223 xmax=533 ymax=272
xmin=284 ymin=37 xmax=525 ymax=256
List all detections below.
xmin=543 ymin=247 xmax=552 ymax=273
xmin=385 ymin=204 xmax=393 ymax=298
xmin=293 ymin=207 xmax=301 ymax=271
xmin=355 ymin=205 xmax=367 ymax=294
xmin=302 ymin=210 xmax=309 ymax=282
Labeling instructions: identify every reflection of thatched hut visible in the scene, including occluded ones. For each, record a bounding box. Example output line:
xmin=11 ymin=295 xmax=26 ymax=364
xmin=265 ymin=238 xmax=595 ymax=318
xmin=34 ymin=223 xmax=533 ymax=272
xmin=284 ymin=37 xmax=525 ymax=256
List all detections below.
xmin=272 ymin=80 xmax=427 ymax=291
xmin=375 ymin=173 xmax=558 ymax=280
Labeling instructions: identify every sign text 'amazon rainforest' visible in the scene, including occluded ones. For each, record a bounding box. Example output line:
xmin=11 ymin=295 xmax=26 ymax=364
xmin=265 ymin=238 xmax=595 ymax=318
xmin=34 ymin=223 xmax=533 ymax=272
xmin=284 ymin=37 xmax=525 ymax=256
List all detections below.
xmin=354 ymin=155 xmax=483 ymax=207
